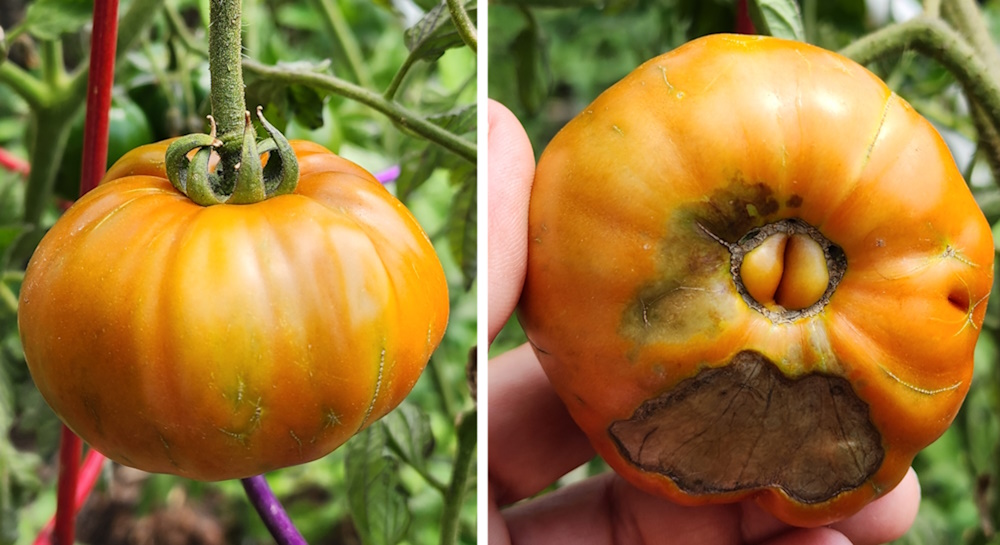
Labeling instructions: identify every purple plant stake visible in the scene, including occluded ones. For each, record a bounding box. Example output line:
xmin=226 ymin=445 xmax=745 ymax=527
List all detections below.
xmin=242 ymin=475 xmax=309 ymax=545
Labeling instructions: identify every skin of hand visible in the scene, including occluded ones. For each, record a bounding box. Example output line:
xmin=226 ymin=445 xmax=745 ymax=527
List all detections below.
xmin=486 ymin=99 xmax=921 ymax=545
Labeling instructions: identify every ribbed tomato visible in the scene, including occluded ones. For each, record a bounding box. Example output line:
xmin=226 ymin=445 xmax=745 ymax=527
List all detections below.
xmin=519 ymin=34 xmax=994 ymax=526
xmin=19 ymin=140 xmax=449 ymax=481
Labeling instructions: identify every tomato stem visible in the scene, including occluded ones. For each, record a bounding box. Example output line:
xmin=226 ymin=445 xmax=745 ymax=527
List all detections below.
xmin=439 ymin=409 xmax=476 ymax=545
xmin=240 ymin=475 xmax=308 ymax=545
xmin=839 ymin=17 xmax=1000 ymax=177
xmin=940 ymin=0 xmax=1000 ymax=183
xmin=208 ymin=0 xmax=248 ymax=155
xmin=243 ymin=59 xmax=477 ymax=165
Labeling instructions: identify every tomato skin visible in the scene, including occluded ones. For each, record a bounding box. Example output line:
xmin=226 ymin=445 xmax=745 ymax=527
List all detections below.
xmin=519 ymin=34 xmax=993 ymax=526
xmin=19 ymin=140 xmax=449 ymax=481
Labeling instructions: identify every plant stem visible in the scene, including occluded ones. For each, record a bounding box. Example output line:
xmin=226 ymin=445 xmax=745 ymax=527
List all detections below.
xmin=21 ymin=109 xmax=74 ymax=227
xmin=0 ymin=62 xmax=49 ymax=110
xmin=208 ymin=0 xmax=248 ymax=149
xmin=241 ymin=475 xmax=308 ymax=545
xmin=439 ymin=409 xmax=475 ymax=545
xmin=446 ymin=0 xmax=477 ymax=53
xmin=243 ymin=59 xmax=476 ymax=164
xmin=312 ymin=0 xmax=374 ymax=89
xmin=839 ymin=17 xmax=1000 ymax=160
xmin=39 ymin=41 xmax=66 ymax=89
xmin=925 ymin=0 xmax=942 ymax=18
xmin=383 ymin=53 xmax=418 ymax=101
xmin=53 ymin=427 xmax=82 ymax=545
xmin=165 ymin=3 xmax=208 ymax=59
xmin=80 ymin=0 xmax=120 ymax=197
xmin=941 ymin=0 xmax=1000 ymax=183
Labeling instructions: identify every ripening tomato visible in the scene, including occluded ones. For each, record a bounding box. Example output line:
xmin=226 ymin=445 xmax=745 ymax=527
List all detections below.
xmin=519 ymin=34 xmax=994 ymax=526
xmin=19 ymin=140 xmax=449 ymax=481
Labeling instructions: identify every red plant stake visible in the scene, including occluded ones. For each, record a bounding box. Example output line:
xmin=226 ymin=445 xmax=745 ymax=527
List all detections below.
xmin=50 ymin=1 xmax=119 ymax=544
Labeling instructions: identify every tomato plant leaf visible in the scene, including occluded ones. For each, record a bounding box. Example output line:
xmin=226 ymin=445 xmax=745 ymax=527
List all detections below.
xmin=383 ymin=402 xmax=434 ymax=471
xmin=512 ymin=24 xmax=549 ymax=116
xmin=19 ymin=0 xmax=94 ymax=41
xmin=447 ymin=172 xmax=476 ymax=290
xmin=404 ymin=0 xmax=478 ymax=63
xmin=747 ymin=0 xmax=805 ymax=42
xmin=345 ymin=426 xmax=411 ymax=545
xmin=288 ymin=85 xmax=327 ymax=131
xmin=396 ymin=106 xmax=475 ymax=201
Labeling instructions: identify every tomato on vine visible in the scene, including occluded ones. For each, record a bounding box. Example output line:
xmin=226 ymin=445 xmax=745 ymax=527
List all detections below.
xmin=19 ymin=110 xmax=449 ymax=481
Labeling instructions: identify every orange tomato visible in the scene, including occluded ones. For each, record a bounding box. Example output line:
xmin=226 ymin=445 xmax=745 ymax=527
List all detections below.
xmin=19 ymin=140 xmax=449 ymax=481
xmin=519 ymin=34 xmax=994 ymax=526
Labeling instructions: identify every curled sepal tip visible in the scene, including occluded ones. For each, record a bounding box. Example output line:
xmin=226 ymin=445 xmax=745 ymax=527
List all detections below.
xmin=165 ymin=129 xmax=224 ymax=205
xmin=164 ymin=109 xmax=299 ymax=206
xmin=256 ymin=106 xmax=299 ymax=198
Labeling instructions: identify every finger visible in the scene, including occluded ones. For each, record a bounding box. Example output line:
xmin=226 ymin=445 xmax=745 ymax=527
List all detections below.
xmin=829 ymin=468 xmax=920 ymax=545
xmin=487 ymin=99 xmax=535 ymax=343
xmin=489 ymin=492 xmax=513 ymax=545
xmin=489 ymin=343 xmax=595 ymax=505
xmin=503 ymin=472 xmax=745 ymax=545
xmin=761 ymin=528 xmax=851 ymax=545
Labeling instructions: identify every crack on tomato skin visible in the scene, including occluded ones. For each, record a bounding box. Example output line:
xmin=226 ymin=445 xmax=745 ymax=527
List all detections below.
xmin=290 ymin=429 xmax=303 ymax=457
xmin=158 ymin=431 xmax=179 ymax=468
xmin=877 ymin=365 xmax=962 ymax=396
xmin=360 ymin=346 xmax=386 ymax=428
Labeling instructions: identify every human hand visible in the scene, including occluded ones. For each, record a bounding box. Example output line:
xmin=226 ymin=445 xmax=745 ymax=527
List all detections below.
xmin=486 ymin=99 xmax=921 ymax=545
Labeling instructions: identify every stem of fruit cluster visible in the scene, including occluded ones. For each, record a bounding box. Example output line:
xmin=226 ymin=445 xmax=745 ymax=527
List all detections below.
xmin=446 ymin=0 xmax=477 ymax=53
xmin=941 ymin=0 xmax=1000 ymax=183
xmin=208 ymin=0 xmax=248 ymax=155
xmin=241 ymin=476 xmax=308 ymax=545
xmin=242 ymin=59 xmax=476 ymax=164
xmin=439 ymin=409 xmax=475 ymax=545
xmin=839 ymin=17 xmax=1000 ymax=159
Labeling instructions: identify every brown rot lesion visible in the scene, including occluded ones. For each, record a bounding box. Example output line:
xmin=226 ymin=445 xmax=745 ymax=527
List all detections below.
xmin=608 ymin=350 xmax=883 ymax=504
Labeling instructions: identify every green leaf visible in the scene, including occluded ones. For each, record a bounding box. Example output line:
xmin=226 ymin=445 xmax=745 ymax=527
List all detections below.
xmin=19 ymin=0 xmax=94 ymax=40
xmin=747 ymin=0 xmax=805 ymax=42
xmin=404 ymin=1 xmax=478 ymax=63
xmin=345 ymin=426 xmax=411 ymax=545
xmin=288 ymin=85 xmax=327 ymax=131
xmin=382 ymin=403 xmax=434 ymax=471
xmin=512 ymin=24 xmax=549 ymax=115
xmin=447 ymin=173 xmax=476 ymax=290
xmin=396 ymin=106 xmax=475 ymax=201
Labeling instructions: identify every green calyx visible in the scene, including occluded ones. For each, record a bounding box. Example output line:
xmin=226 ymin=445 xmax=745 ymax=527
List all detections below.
xmin=166 ymin=107 xmax=299 ymax=206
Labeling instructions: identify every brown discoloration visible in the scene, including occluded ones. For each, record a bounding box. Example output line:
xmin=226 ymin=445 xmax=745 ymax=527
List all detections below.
xmin=689 ymin=178 xmax=781 ymax=244
xmin=786 ymin=195 xmax=803 ymax=208
xmin=609 ymin=351 xmax=883 ymax=504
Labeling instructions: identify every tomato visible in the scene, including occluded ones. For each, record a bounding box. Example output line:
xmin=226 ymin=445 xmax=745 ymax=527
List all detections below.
xmin=18 ymin=140 xmax=449 ymax=481
xmin=519 ymin=34 xmax=994 ymax=526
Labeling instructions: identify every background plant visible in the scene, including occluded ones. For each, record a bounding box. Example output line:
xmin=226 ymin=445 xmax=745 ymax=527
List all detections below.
xmin=0 ymin=0 xmax=476 ymax=543
xmin=489 ymin=0 xmax=1000 ymax=542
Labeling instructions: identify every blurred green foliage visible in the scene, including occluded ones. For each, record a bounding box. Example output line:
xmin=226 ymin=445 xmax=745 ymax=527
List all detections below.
xmin=489 ymin=0 xmax=1000 ymax=542
xmin=0 ymin=0 xmax=476 ymax=543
